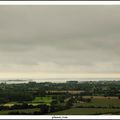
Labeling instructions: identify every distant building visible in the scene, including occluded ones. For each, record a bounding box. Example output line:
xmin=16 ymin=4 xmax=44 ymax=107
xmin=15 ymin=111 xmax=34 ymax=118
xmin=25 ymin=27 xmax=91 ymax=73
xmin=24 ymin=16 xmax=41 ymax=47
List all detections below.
xmin=46 ymin=90 xmax=84 ymax=95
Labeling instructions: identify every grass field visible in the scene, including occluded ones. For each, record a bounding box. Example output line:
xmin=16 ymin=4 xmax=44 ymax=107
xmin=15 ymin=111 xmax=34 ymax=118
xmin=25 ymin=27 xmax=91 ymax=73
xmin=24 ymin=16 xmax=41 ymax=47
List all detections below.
xmin=32 ymin=96 xmax=52 ymax=104
xmin=83 ymin=96 xmax=118 ymax=99
xmin=50 ymin=108 xmax=120 ymax=115
xmin=77 ymin=98 xmax=120 ymax=108
xmin=3 ymin=102 xmax=22 ymax=107
xmin=1 ymin=97 xmax=53 ymax=107
xmin=0 ymin=108 xmax=40 ymax=115
xmin=3 ymin=102 xmax=42 ymax=107
xmin=3 ymin=103 xmax=15 ymax=107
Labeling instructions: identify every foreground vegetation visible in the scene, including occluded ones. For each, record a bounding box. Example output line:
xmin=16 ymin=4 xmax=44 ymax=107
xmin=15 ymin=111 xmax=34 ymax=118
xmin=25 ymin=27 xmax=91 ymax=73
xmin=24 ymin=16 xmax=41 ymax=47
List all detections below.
xmin=0 ymin=80 xmax=120 ymax=115
xmin=0 ymin=108 xmax=40 ymax=115
xmin=50 ymin=108 xmax=120 ymax=115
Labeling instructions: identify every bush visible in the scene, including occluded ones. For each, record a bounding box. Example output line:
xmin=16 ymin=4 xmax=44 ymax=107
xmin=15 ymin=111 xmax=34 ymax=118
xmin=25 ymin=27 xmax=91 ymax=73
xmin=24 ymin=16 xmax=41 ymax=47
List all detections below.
xmin=8 ymin=111 xmax=20 ymax=115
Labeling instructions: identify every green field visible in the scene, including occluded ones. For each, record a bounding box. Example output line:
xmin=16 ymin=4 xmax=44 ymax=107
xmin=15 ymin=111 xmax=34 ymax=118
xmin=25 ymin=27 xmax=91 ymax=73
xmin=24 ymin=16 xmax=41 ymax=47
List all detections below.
xmin=83 ymin=96 xmax=118 ymax=99
xmin=77 ymin=98 xmax=120 ymax=108
xmin=1 ymin=97 xmax=53 ymax=108
xmin=50 ymin=108 xmax=120 ymax=115
xmin=3 ymin=102 xmax=40 ymax=107
xmin=0 ymin=108 xmax=40 ymax=115
xmin=3 ymin=103 xmax=16 ymax=107
xmin=3 ymin=102 xmax=22 ymax=107
xmin=32 ymin=96 xmax=52 ymax=104
xmin=1 ymin=96 xmax=120 ymax=115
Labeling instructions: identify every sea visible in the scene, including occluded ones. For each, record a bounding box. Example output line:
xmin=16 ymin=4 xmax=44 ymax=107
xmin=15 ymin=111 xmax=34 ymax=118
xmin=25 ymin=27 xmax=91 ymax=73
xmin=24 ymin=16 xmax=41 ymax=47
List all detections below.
xmin=0 ymin=78 xmax=120 ymax=84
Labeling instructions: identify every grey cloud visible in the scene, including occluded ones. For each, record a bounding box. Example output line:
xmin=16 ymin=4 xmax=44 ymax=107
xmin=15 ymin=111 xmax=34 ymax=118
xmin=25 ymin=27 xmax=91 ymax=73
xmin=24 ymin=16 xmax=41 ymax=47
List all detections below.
xmin=0 ymin=6 xmax=120 ymax=73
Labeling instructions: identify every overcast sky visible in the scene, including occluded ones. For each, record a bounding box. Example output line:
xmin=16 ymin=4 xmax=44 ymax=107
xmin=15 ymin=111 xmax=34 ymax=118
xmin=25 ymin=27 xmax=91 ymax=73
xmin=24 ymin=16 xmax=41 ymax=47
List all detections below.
xmin=0 ymin=6 xmax=120 ymax=79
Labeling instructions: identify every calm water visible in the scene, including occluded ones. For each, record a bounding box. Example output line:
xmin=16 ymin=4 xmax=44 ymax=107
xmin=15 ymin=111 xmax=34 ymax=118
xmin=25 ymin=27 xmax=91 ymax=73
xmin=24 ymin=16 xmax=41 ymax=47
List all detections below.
xmin=0 ymin=78 xmax=120 ymax=84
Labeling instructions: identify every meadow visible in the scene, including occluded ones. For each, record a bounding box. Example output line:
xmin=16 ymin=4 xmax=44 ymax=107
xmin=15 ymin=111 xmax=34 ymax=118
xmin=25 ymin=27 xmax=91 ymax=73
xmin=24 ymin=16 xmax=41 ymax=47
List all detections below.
xmin=2 ymin=96 xmax=53 ymax=107
xmin=77 ymin=97 xmax=120 ymax=108
xmin=50 ymin=108 xmax=120 ymax=115
xmin=32 ymin=96 xmax=52 ymax=105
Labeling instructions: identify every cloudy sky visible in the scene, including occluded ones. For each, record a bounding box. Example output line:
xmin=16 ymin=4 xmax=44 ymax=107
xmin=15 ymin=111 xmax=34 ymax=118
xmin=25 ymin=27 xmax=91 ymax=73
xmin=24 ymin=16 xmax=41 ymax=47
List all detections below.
xmin=0 ymin=5 xmax=120 ymax=79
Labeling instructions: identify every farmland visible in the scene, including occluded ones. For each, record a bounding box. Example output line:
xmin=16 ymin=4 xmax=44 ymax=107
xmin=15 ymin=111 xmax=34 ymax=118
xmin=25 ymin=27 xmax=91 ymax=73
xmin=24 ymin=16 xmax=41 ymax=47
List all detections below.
xmin=0 ymin=108 xmax=40 ymax=115
xmin=0 ymin=80 xmax=120 ymax=115
xmin=3 ymin=97 xmax=53 ymax=107
xmin=3 ymin=102 xmax=20 ymax=107
xmin=32 ymin=96 xmax=52 ymax=104
xmin=50 ymin=108 xmax=120 ymax=115
xmin=76 ymin=98 xmax=120 ymax=108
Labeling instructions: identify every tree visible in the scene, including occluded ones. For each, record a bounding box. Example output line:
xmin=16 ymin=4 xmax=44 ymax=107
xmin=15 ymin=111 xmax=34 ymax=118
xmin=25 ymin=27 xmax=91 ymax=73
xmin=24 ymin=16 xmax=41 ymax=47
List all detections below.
xmin=39 ymin=105 xmax=49 ymax=114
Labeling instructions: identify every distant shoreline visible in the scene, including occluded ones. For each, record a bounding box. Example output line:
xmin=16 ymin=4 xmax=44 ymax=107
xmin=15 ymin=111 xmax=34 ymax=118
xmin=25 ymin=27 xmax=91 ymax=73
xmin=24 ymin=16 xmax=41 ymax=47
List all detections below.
xmin=0 ymin=78 xmax=120 ymax=84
